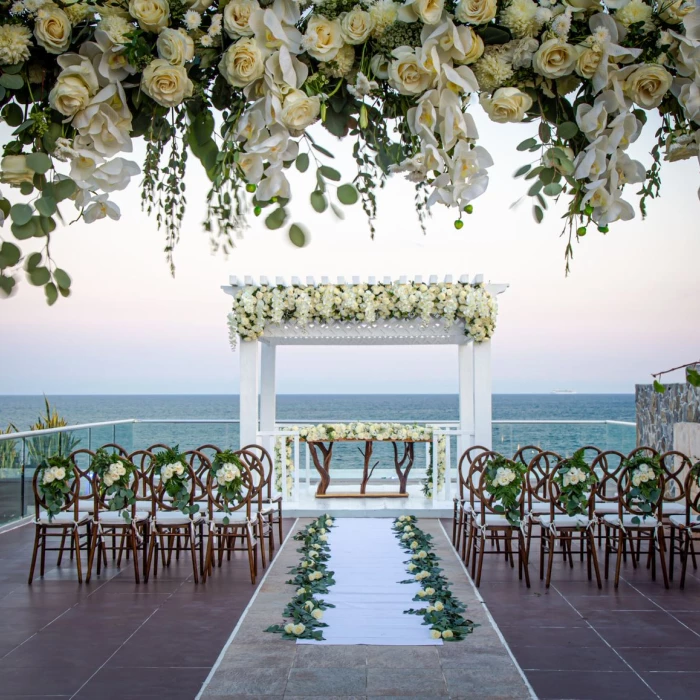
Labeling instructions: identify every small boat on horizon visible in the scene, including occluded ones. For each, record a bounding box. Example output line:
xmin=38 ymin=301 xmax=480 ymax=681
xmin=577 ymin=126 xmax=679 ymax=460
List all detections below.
xmin=551 ymin=389 xmax=577 ymax=394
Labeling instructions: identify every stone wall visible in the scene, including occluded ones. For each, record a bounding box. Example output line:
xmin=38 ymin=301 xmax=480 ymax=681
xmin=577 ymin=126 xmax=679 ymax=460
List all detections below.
xmin=636 ymin=383 xmax=700 ymax=453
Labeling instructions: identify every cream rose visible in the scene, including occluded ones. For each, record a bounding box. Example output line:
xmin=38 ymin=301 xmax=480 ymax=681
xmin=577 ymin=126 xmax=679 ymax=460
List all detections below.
xmin=157 ymin=28 xmax=194 ymax=65
xmin=303 ymin=15 xmax=344 ymax=62
xmin=281 ymin=90 xmax=321 ymax=132
xmin=533 ymin=39 xmax=577 ymax=79
xmin=339 ymin=6 xmax=373 ymax=45
xmin=34 ymin=6 xmax=72 ymax=54
xmin=659 ymin=0 xmax=694 ymax=24
xmin=455 ymin=28 xmax=484 ymax=66
xmin=575 ymin=45 xmax=602 ymax=80
xmin=49 ymin=56 xmax=99 ymax=117
xmin=624 ymin=64 xmax=672 ymax=109
xmin=480 ymin=87 xmax=533 ymax=123
xmin=223 ymin=0 xmax=256 ymax=38
xmin=129 ymin=0 xmax=170 ymax=34
xmin=413 ymin=0 xmax=445 ymax=25
xmin=141 ymin=58 xmax=193 ymax=107
xmin=454 ymin=0 xmax=497 ymax=25
xmin=219 ymin=38 xmax=265 ymax=88
xmin=389 ymin=48 xmax=433 ymax=95
xmin=0 ymin=155 xmax=35 ymax=187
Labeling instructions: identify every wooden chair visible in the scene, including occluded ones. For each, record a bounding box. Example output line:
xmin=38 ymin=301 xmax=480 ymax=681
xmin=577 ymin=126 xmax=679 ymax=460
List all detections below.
xmin=460 ymin=449 xmax=496 ymax=564
xmin=202 ymin=449 xmax=259 ymax=584
xmin=453 ymin=445 xmax=489 ymax=552
xmin=467 ymin=454 xmax=530 ymax=588
xmin=603 ymin=461 xmax=669 ymax=589
xmin=669 ymin=463 xmax=700 ymax=588
xmin=242 ymin=443 xmax=283 ymax=562
xmin=145 ymin=458 xmax=204 ymax=584
xmin=28 ymin=463 xmax=91 ymax=584
xmin=540 ymin=462 xmax=601 ymax=588
xmin=86 ymin=465 xmax=150 ymax=583
xmin=513 ymin=445 xmax=542 ymax=468
xmin=592 ymin=450 xmax=626 ymax=546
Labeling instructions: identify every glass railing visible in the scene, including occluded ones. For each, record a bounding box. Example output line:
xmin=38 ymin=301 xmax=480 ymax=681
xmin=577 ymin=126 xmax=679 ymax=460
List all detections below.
xmin=0 ymin=418 xmax=637 ymax=525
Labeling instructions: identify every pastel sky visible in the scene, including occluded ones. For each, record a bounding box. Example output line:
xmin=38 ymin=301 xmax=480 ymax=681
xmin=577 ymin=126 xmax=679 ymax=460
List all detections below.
xmin=1 ymin=109 xmax=698 ymax=395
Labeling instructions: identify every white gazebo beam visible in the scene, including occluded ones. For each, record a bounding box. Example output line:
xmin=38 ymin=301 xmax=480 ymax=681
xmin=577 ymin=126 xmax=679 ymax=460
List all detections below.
xmin=259 ymin=342 xmax=276 ymax=451
xmin=458 ymin=342 xmax=475 ymax=455
xmin=239 ymin=340 xmax=259 ymax=448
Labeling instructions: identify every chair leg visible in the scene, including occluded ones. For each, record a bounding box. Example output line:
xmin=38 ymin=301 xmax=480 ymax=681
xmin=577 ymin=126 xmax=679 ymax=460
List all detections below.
xmin=546 ymin=531 xmax=556 ymax=589
xmin=539 ymin=526 xmax=546 ymax=581
xmin=257 ymin=516 xmax=267 ymax=570
xmin=518 ymin=530 xmax=530 ymax=588
xmin=28 ymin=527 xmax=41 ymax=585
xmin=614 ymin=530 xmax=625 ymax=588
xmin=670 ymin=526 xmax=676 ymax=581
xmin=475 ymin=533 xmax=486 ymax=587
xmin=202 ymin=528 xmax=214 ymax=583
xmin=657 ymin=528 xmax=670 ymax=590
xmin=86 ymin=526 xmax=100 ymax=584
xmin=56 ymin=530 xmax=67 ymax=567
xmin=73 ymin=527 xmax=83 ymax=584
xmin=588 ymin=530 xmax=602 ymax=589
xmin=145 ymin=527 xmax=157 ymax=583
xmin=604 ymin=526 xmax=610 ymax=580
xmin=680 ymin=532 xmax=691 ymax=590
xmin=188 ymin=527 xmax=199 ymax=585
xmin=40 ymin=529 xmax=46 ymax=577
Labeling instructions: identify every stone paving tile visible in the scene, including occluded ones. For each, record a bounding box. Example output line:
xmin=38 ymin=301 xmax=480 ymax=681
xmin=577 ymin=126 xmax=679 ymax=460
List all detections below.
xmin=285 ymin=668 xmax=368 ymax=696
xmin=366 ymin=668 xmax=448 ymax=697
xmin=201 ymin=667 xmax=290 ymax=696
xmin=293 ymin=644 xmax=368 ymax=668
xmin=364 ymin=646 xmax=441 ymax=669
xmin=443 ymin=667 xmax=530 ymax=699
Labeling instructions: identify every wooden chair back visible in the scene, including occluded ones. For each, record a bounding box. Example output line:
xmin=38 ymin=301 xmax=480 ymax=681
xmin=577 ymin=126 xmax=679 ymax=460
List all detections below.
xmin=475 ymin=456 xmax=525 ymax=527
xmin=525 ymin=450 xmax=561 ymax=514
xmin=241 ymin=444 xmax=274 ymax=500
xmin=32 ymin=462 xmax=81 ymax=520
xmin=659 ymin=450 xmax=693 ymax=506
xmin=68 ymin=448 xmax=99 ymax=514
xmin=591 ymin=450 xmax=626 ymax=505
xmin=547 ymin=463 xmax=596 ymax=520
xmin=205 ymin=449 xmax=257 ymax=522
xmin=457 ymin=445 xmax=488 ymax=500
xmin=617 ymin=463 xmax=666 ymax=521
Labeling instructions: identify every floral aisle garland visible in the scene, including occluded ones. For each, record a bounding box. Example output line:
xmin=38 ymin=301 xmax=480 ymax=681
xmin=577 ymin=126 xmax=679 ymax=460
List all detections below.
xmin=621 ymin=452 xmax=664 ymax=524
xmin=552 ymin=448 xmax=597 ymax=517
xmin=227 ymin=281 xmax=497 ymax=346
xmin=266 ymin=514 xmax=336 ymax=640
xmin=36 ymin=454 xmax=72 ymax=520
xmin=393 ymin=515 xmax=474 ymax=640
xmin=274 ymin=433 xmax=295 ymax=497
xmin=4 ymin=2 xmax=695 ymax=302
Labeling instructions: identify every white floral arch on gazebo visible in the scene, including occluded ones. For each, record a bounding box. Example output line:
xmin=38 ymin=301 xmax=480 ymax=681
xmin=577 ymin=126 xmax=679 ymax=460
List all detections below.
xmin=223 ymin=274 xmax=508 ymax=498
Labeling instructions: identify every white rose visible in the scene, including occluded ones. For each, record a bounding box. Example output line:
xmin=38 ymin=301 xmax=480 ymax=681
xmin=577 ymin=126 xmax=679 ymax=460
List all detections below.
xmin=575 ymin=45 xmax=603 ymax=80
xmin=480 ymin=87 xmax=533 ymax=123
xmin=533 ymin=39 xmax=577 ymax=79
xmin=302 ymin=15 xmax=344 ymax=62
xmin=454 ymin=0 xmax=497 ymax=24
xmin=339 ymin=6 xmax=373 ymax=45
xmin=34 ymin=6 xmax=72 ymax=55
xmin=412 ymin=0 xmax=445 ymax=25
xmin=157 ymin=28 xmax=194 ymax=65
xmin=280 ymin=90 xmax=320 ymax=131
xmin=219 ymin=38 xmax=265 ymax=87
xmin=677 ymin=81 xmax=700 ymax=124
xmin=311 ymin=608 xmax=323 ymax=620
xmin=141 ymin=58 xmax=193 ymax=107
xmin=623 ymin=64 xmax=672 ymax=110
xmin=659 ymin=0 xmax=694 ymax=24
xmin=389 ymin=47 xmax=433 ymax=95
xmin=0 ymin=155 xmax=35 ymax=187
xmin=54 ymin=467 xmax=66 ymax=480
xmin=49 ymin=59 xmax=99 ymax=118
xmin=129 ymin=0 xmax=170 ymax=34
xmin=223 ymin=0 xmax=256 ymax=37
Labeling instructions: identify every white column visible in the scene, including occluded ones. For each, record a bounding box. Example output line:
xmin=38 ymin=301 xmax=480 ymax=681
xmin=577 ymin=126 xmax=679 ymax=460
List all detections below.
xmin=473 ymin=340 xmax=492 ymax=449
xmin=260 ymin=342 xmax=276 ymax=451
xmin=239 ymin=339 xmax=259 ymax=448
xmin=458 ymin=342 xmax=475 ymax=453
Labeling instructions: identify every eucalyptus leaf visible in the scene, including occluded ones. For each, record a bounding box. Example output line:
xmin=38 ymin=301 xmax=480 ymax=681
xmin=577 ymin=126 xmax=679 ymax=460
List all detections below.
xmin=557 ymin=121 xmax=579 ymax=140
xmin=2 ymin=103 xmax=23 ymax=128
xmin=330 ymin=203 xmax=345 ymax=219
xmin=10 ymin=203 xmax=33 ymax=226
xmin=513 ymin=164 xmax=530 ymax=177
xmin=25 ymin=152 xmax=52 ymax=175
xmin=54 ymin=268 xmax=71 ymax=290
xmin=44 ymin=282 xmax=58 ymax=306
xmin=264 ymin=206 xmax=286 ymax=230
xmin=337 ymin=183 xmax=358 ymax=205
xmin=25 ymin=252 xmax=41 ymax=270
xmin=29 ymin=266 xmax=50 ymax=286
xmin=517 ymin=137 xmax=537 ymax=152
xmin=0 ymin=73 xmax=23 ymax=90
xmin=35 ymin=196 xmax=57 ymax=217
xmin=0 ymin=274 xmax=16 ymax=297
xmin=54 ymin=178 xmax=77 ymax=201
xmin=543 ymin=182 xmax=563 ymax=197
xmin=533 ymin=205 xmax=544 ymax=224
xmin=310 ymin=190 xmax=327 ymax=213
xmin=0 ymin=241 xmax=21 ymax=268
xmin=320 ymin=165 xmax=341 ymax=181
xmin=288 ymin=223 xmax=307 ymax=247
xmin=295 ymin=153 xmax=309 ymax=173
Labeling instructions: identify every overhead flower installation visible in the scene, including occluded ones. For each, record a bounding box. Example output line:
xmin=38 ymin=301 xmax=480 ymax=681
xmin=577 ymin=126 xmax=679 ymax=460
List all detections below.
xmin=1 ymin=0 xmax=699 ymax=301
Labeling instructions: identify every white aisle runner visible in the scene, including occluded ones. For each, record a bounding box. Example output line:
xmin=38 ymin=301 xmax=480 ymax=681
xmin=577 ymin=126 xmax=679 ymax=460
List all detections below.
xmin=298 ymin=518 xmax=442 ymax=646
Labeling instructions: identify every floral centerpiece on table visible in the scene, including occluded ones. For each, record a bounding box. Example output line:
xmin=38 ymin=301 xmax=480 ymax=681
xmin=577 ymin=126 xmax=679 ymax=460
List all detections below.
xmin=296 ymin=421 xmax=435 ymax=442
xmin=622 ymin=452 xmax=663 ymax=524
xmin=211 ymin=449 xmax=245 ymax=523
xmin=91 ymin=448 xmax=137 ymax=523
xmin=228 ymin=281 xmax=497 ymax=346
xmin=266 ymin=513 xmax=336 ymax=640
xmin=4 ymin=1 xmax=694 ymax=301
xmin=36 ymin=454 xmax=72 ymax=520
xmin=393 ymin=515 xmax=475 ymax=640
xmin=552 ymin=448 xmax=597 ymax=517
xmin=152 ymin=445 xmax=199 ymax=516
xmin=483 ymin=454 xmax=526 ymax=526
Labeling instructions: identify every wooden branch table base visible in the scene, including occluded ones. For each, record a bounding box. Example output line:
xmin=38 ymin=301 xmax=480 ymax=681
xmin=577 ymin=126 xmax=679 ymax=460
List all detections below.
xmin=307 ymin=439 xmax=423 ymax=498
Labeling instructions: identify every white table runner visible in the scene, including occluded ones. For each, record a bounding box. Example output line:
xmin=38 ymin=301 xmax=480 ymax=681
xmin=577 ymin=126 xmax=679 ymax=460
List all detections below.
xmin=298 ymin=518 xmax=442 ymax=646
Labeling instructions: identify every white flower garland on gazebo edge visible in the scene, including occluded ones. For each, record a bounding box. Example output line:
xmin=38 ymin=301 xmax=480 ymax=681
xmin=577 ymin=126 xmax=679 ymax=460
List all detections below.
xmin=227 ymin=280 xmax=497 ymax=348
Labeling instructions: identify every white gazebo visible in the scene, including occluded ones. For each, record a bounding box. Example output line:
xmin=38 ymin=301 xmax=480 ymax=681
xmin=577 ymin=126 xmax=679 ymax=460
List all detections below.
xmin=223 ymin=275 xmax=508 ymax=463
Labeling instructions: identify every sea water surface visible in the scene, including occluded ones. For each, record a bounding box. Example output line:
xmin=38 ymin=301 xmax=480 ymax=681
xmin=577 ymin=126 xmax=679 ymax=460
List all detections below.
xmin=0 ymin=393 xmax=636 ymax=464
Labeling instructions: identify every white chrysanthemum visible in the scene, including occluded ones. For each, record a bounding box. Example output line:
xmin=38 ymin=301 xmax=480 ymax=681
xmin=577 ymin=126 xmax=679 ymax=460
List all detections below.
xmin=616 ymin=0 xmax=654 ymax=32
xmin=322 ymin=43 xmax=355 ymax=77
xmin=65 ymin=2 xmax=93 ymax=23
xmin=10 ymin=2 xmax=25 ymax=15
xmin=500 ymin=0 xmax=544 ymax=39
xmin=472 ymin=47 xmax=514 ymax=92
xmin=369 ymin=0 xmax=399 ymax=38
xmin=209 ymin=13 xmax=222 ymax=36
xmin=0 ymin=23 xmax=33 ymax=65
xmin=184 ymin=10 xmax=202 ymax=30
xmin=98 ymin=15 xmax=134 ymax=45
xmin=25 ymin=0 xmax=49 ymax=12
xmin=550 ymin=12 xmax=571 ymax=40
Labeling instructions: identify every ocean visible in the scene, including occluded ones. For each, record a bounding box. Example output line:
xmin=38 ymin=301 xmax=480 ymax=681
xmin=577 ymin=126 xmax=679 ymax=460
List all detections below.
xmin=0 ymin=393 xmax=636 ymax=464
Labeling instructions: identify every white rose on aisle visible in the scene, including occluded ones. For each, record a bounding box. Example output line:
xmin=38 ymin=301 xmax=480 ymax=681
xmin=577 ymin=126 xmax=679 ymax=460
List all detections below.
xmin=141 ymin=59 xmax=193 ymax=107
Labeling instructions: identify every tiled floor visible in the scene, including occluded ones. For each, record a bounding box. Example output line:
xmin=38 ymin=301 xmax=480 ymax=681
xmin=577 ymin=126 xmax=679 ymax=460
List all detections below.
xmin=440 ymin=518 xmax=700 ymax=700
xmin=0 ymin=518 xmax=294 ymax=699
